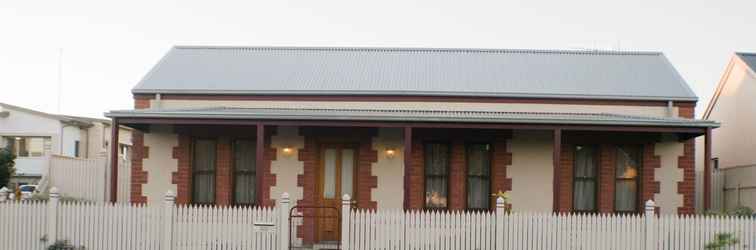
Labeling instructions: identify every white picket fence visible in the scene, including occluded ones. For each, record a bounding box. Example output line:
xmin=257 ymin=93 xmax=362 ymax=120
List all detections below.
xmin=343 ymin=195 xmax=756 ymax=250
xmin=47 ymin=155 xmax=131 ymax=203
xmin=2 ymin=188 xmax=756 ymax=250
xmin=0 ymin=188 xmax=289 ymax=250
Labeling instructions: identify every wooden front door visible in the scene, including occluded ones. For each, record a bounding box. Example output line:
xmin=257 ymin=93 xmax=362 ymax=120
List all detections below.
xmin=316 ymin=144 xmax=357 ymax=242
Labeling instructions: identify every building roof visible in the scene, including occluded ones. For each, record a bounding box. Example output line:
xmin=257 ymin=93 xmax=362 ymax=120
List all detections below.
xmin=0 ymin=102 xmax=96 ymax=127
xmin=106 ymin=107 xmax=718 ymax=128
xmin=132 ymin=46 xmax=698 ymax=101
xmin=736 ymin=52 xmax=756 ymax=73
xmin=703 ymin=53 xmax=756 ymax=119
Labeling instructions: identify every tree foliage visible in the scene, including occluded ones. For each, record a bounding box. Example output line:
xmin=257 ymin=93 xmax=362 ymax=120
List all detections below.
xmin=0 ymin=148 xmax=15 ymax=188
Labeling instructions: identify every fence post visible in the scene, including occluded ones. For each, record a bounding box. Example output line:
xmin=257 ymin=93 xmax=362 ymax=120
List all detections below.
xmin=495 ymin=197 xmax=505 ymax=250
xmin=47 ymin=187 xmax=60 ymax=246
xmin=644 ymin=200 xmax=656 ymax=250
xmin=341 ymin=194 xmax=351 ymax=250
xmin=0 ymin=187 xmax=8 ymax=203
xmin=279 ymin=192 xmax=290 ymax=250
xmin=162 ymin=190 xmax=175 ymax=250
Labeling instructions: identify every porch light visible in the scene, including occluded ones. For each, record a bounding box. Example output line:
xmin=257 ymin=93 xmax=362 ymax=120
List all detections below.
xmin=282 ymin=147 xmax=294 ymax=156
xmin=385 ymin=148 xmax=397 ymax=158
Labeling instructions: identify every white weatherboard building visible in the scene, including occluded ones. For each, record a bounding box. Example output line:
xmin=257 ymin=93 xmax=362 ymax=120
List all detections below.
xmin=0 ymin=103 xmax=133 ymax=187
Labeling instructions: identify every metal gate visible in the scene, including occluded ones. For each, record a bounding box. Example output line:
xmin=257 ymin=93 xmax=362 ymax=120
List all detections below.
xmin=289 ymin=205 xmax=341 ymax=249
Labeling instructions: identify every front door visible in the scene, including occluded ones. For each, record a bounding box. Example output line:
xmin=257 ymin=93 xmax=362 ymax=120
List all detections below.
xmin=316 ymin=144 xmax=357 ymax=242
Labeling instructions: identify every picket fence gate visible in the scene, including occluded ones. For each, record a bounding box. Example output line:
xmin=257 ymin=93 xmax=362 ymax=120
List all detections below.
xmin=2 ymin=188 xmax=756 ymax=250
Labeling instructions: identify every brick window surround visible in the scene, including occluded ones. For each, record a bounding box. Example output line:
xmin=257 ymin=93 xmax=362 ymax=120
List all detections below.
xmin=407 ymin=129 xmax=512 ymax=211
xmin=170 ymin=125 xmax=277 ymax=206
xmin=559 ymin=132 xmax=670 ymax=214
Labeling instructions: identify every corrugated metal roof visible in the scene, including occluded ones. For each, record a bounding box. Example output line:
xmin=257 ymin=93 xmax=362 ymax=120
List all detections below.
xmin=737 ymin=52 xmax=756 ymax=73
xmin=132 ymin=46 xmax=697 ymax=101
xmin=106 ymin=107 xmax=718 ymax=128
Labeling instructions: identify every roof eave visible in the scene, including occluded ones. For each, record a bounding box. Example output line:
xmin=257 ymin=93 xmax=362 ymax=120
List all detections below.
xmin=105 ymin=111 xmax=719 ymax=128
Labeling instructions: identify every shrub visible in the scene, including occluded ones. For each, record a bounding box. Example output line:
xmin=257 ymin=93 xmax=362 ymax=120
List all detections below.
xmin=705 ymin=233 xmax=739 ymax=249
xmin=0 ymin=148 xmax=15 ymax=188
xmin=47 ymin=240 xmax=85 ymax=250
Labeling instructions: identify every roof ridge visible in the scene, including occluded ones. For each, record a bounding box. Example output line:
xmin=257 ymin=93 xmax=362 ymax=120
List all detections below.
xmin=172 ymin=45 xmax=663 ymax=56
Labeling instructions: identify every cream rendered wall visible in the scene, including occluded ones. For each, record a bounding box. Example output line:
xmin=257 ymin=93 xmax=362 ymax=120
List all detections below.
xmin=154 ymin=100 xmax=677 ymax=118
xmin=86 ymin=123 xmax=106 ymax=158
xmin=706 ymin=61 xmax=756 ymax=169
xmin=61 ymin=125 xmax=82 ymax=157
xmin=269 ymin=126 xmax=304 ymax=204
xmin=0 ymin=106 xmax=62 ymax=156
xmin=141 ymin=125 xmax=178 ymax=204
xmin=508 ymin=130 xmax=554 ymax=212
xmin=371 ymin=128 xmax=405 ymax=210
xmin=654 ymin=142 xmax=685 ymax=214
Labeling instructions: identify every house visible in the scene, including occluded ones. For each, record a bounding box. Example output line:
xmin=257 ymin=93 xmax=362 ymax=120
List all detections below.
xmin=698 ymin=52 xmax=756 ymax=211
xmin=106 ymin=46 xmax=717 ymax=244
xmin=0 ymin=102 xmax=133 ymax=187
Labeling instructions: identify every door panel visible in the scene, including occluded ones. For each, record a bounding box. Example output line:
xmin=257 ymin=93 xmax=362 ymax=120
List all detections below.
xmin=317 ymin=144 xmax=357 ymax=242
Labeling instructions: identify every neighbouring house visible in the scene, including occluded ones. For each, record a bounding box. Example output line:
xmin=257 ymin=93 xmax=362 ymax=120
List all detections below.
xmin=106 ymin=46 xmax=718 ymax=244
xmin=0 ymin=102 xmax=133 ymax=187
xmin=698 ymin=52 xmax=756 ymax=211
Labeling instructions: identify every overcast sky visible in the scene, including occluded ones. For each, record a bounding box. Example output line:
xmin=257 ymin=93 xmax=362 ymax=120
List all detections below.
xmin=1 ymin=0 xmax=754 ymax=118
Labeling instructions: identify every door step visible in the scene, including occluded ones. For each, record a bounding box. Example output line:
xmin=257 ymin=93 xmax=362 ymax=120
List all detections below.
xmin=313 ymin=241 xmax=340 ymax=250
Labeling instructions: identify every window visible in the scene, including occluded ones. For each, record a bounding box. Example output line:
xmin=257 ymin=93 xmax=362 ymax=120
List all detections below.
xmin=3 ymin=136 xmax=51 ymax=157
xmin=74 ymin=140 xmax=80 ymax=158
xmin=424 ymin=143 xmax=449 ymax=209
xmin=233 ymin=140 xmax=256 ymax=205
xmin=615 ymin=145 xmax=642 ymax=212
xmin=467 ymin=143 xmax=491 ymax=210
xmin=192 ymin=139 xmax=216 ymax=204
xmin=573 ymin=145 xmax=598 ymax=212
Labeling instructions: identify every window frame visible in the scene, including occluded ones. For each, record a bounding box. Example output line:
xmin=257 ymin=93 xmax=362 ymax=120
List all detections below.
xmin=4 ymin=136 xmax=50 ymax=157
xmin=571 ymin=144 xmax=599 ymax=213
xmin=423 ymin=141 xmax=451 ymax=210
xmin=231 ymin=139 xmax=257 ymax=206
xmin=191 ymin=138 xmax=217 ymax=205
xmin=74 ymin=140 xmax=80 ymax=158
xmin=465 ymin=142 xmax=493 ymax=211
xmin=613 ymin=144 xmax=643 ymax=213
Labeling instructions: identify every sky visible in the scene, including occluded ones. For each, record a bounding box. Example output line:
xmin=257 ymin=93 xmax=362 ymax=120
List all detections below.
xmin=0 ymin=0 xmax=754 ymax=119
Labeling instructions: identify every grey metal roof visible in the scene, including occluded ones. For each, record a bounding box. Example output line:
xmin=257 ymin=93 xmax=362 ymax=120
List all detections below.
xmin=737 ymin=52 xmax=756 ymax=73
xmin=132 ymin=46 xmax=698 ymax=101
xmin=106 ymin=107 xmax=718 ymax=128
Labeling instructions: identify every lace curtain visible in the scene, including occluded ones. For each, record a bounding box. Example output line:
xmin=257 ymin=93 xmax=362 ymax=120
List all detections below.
xmin=467 ymin=144 xmax=491 ymax=210
xmin=234 ymin=140 xmax=256 ymax=205
xmin=425 ymin=143 xmax=449 ymax=209
xmin=193 ymin=139 xmax=216 ymax=204
xmin=615 ymin=145 xmax=642 ymax=212
xmin=573 ymin=145 xmax=597 ymax=211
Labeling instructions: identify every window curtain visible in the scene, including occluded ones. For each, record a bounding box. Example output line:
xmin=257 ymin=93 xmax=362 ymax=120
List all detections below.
xmin=467 ymin=144 xmax=491 ymax=210
xmin=425 ymin=143 xmax=449 ymax=208
xmin=615 ymin=145 xmax=642 ymax=212
xmin=573 ymin=145 xmax=597 ymax=211
xmin=234 ymin=140 xmax=256 ymax=205
xmin=193 ymin=139 xmax=216 ymax=204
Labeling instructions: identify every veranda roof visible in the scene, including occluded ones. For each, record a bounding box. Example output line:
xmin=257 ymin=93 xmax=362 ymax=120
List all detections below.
xmin=106 ymin=107 xmax=718 ymax=128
